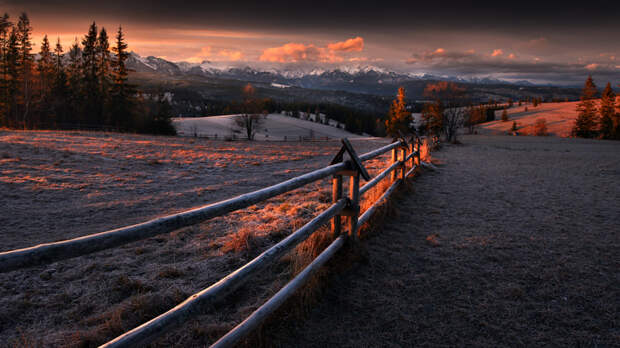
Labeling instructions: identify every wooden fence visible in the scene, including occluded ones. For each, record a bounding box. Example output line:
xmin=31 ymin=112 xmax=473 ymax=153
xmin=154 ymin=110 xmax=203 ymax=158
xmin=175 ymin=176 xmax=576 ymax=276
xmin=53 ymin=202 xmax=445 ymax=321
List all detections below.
xmin=0 ymin=136 xmax=434 ymax=347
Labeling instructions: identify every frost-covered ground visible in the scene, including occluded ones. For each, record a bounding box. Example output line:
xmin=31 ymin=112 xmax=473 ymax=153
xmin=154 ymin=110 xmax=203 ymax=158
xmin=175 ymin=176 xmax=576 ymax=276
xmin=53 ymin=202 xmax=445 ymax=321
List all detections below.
xmin=268 ymin=135 xmax=620 ymax=347
xmin=0 ymin=130 xmax=390 ymax=346
xmin=173 ymin=113 xmax=364 ymax=140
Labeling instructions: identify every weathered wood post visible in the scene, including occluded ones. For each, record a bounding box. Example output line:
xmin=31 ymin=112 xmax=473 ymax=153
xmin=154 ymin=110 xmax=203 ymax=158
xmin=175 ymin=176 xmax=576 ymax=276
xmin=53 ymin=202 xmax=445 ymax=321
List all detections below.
xmin=347 ymin=172 xmax=360 ymax=240
xmin=409 ymin=141 xmax=414 ymax=171
xmin=415 ymin=137 xmax=421 ymax=167
xmin=391 ymin=146 xmax=398 ymax=182
xmin=331 ymin=174 xmax=342 ymax=238
xmin=331 ymin=138 xmax=369 ymax=242
xmin=401 ymin=143 xmax=407 ymax=181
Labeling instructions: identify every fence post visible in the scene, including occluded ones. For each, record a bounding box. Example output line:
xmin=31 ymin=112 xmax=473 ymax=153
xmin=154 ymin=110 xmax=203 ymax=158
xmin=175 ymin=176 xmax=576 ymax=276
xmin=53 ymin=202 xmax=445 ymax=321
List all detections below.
xmin=391 ymin=147 xmax=398 ymax=182
xmin=331 ymin=175 xmax=343 ymax=238
xmin=347 ymin=172 xmax=360 ymax=240
xmin=409 ymin=142 xmax=414 ymax=171
xmin=401 ymin=143 xmax=407 ymax=181
xmin=415 ymin=137 xmax=421 ymax=167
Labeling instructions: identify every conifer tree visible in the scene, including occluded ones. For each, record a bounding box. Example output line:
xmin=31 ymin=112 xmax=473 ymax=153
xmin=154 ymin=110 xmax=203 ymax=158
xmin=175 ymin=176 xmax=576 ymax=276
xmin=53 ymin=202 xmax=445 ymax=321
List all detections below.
xmin=82 ymin=22 xmax=101 ymax=122
xmin=599 ymin=82 xmax=616 ymax=139
xmin=67 ymin=38 xmax=82 ymax=122
xmin=110 ymin=26 xmax=135 ymax=129
xmin=37 ymin=35 xmax=54 ymax=101
xmin=0 ymin=13 xmax=12 ymax=125
xmin=385 ymin=87 xmax=411 ymax=137
xmin=501 ymin=108 xmax=508 ymax=122
xmin=97 ymin=27 xmax=111 ymax=116
xmin=51 ymin=38 xmax=69 ymax=124
xmin=16 ymin=13 xmax=33 ymax=128
xmin=572 ymin=76 xmax=598 ymax=138
xmin=4 ymin=27 xmax=19 ymax=125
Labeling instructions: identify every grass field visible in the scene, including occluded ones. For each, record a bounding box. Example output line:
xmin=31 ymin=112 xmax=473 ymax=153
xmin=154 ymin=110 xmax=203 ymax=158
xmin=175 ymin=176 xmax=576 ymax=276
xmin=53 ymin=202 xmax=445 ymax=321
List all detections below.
xmin=0 ymin=129 xmax=390 ymax=347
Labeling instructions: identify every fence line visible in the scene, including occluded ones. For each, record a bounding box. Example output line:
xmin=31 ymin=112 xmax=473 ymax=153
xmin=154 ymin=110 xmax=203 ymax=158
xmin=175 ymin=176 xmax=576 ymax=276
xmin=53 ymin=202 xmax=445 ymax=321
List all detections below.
xmin=1 ymin=136 xmax=436 ymax=347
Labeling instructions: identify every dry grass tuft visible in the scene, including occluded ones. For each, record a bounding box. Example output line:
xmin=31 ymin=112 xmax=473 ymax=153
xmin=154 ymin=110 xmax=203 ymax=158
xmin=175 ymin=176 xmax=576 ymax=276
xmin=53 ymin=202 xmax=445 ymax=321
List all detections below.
xmin=156 ymin=267 xmax=184 ymax=279
xmin=221 ymin=227 xmax=259 ymax=255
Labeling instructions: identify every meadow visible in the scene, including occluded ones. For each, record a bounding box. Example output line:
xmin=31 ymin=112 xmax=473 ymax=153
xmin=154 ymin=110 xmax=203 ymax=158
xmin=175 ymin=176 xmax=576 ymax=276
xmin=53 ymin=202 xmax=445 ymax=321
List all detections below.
xmin=0 ymin=130 xmax=391 ymax=346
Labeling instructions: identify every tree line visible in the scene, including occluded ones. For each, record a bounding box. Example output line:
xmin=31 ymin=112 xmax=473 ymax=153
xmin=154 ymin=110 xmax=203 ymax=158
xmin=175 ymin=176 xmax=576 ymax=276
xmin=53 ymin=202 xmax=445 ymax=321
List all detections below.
xmin=572 ymin=76 xmax=619 ymax=139
xmin=0 ymin=12 xmax=175 ymax=134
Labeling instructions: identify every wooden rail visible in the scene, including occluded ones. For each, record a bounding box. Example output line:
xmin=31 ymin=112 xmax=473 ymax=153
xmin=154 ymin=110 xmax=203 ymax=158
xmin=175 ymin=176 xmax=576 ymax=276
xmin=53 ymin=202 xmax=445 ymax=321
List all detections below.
xmin=1 ymin=136 xmax=436 ymax=347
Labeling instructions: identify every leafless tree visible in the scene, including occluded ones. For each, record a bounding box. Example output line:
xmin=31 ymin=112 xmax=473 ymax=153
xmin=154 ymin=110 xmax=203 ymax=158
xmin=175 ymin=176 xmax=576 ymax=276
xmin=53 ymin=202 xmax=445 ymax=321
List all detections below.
xmin=234 ymin=84 xmax=267 ymax=140
xmin=423 ymin=82 xmax=469 ymax=143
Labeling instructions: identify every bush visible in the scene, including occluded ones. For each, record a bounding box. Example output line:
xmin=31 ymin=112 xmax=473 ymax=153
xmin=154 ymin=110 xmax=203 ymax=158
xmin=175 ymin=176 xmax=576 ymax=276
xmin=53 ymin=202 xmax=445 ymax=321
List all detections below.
xmin=534 ymin=118 xmax=548 ymax=136
xmin=501 ymin=109 xmax=509 ymax=122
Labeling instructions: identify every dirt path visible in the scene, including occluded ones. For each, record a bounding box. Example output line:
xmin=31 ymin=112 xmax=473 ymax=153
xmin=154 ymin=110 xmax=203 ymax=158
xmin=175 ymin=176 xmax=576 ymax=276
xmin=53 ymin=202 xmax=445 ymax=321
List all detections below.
xmin=267 ymin=135 xmax=620 ymax=347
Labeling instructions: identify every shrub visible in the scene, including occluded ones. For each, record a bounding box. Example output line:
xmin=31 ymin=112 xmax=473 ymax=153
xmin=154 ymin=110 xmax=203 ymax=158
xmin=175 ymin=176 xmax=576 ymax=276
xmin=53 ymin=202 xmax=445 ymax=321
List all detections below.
xmin=534 ymin=118 xmax=548 ymax=136
xmin=501 ymin=109 xmax=509 ymax=122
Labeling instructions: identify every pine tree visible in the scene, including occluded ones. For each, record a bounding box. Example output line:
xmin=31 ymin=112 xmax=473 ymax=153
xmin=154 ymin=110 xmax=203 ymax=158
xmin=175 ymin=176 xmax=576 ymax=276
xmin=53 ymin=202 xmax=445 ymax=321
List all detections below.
xmin=0 ymin=13 xmax=12 ymax=126
xmin=37 ymin=35 xmax=54 ymax=101
xmin=16 ymin=13 xmax=33 ymax=128
xmin=4 ymin=27 xmax=19 ymax=126
xmin=66 ymin=38 xmax=82 ymax=123
xmin=599 ymin=82 xmax=616 ymax=139
xmin=82 ymin=22 xmax=101 ymax=123
xmin=110 ymin=26 xmax=135 ymax=129
xmin=501 ymin=108 xmax=509 ymax=122
xmin=572 ymin=76 xmax=598 ymax=138
xmin=51 ymin=37 xmax=69 ymax=124
xmin=385 ymin=87 xmax=411 ymax=137
xmin=97 ymin=27 xmax=111 ymax=123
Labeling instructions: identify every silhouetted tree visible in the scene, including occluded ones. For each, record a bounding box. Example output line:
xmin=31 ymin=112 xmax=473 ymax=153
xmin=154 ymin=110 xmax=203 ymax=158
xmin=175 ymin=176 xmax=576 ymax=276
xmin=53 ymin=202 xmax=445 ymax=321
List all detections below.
xmin=423 ymin=81 xmax=468 ymax=143
xmin=51 ymin=38 xmax=69 ymax=124
xmin=501 ymin=108 xmax=509 ymax=122
xmin=110 ymin=25 xmax=136 ymax=129
xmin=599 ymin=82 xmax=616 ymax=139
xmin=17 ymin=13 xmax=33 ymax=128
xmin=234 ymin=83 xmax=266 ymax=140
xmin=572 ymin=76 xmax=598 ymax=138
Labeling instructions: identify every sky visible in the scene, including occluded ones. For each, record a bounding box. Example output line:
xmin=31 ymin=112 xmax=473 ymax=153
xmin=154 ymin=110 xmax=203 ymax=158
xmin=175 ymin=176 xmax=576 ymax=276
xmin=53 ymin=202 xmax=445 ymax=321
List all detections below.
xmin=2 ymin=0 xmax=619 ymax=85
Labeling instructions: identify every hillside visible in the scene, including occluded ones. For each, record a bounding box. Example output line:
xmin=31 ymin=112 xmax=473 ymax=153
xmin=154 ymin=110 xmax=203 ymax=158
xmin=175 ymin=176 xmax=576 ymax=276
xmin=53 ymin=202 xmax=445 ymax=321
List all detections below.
xmin=173 ymin=113 xmax=365 ymax=140
xmin=479 ymin=101 xmax=581 ymax=137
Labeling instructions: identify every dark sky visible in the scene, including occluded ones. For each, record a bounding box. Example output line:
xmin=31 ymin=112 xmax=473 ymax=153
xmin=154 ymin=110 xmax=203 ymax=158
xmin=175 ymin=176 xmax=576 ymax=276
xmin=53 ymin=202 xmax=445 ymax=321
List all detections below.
xmin=3 ymin=0 xmax=619 ymax=85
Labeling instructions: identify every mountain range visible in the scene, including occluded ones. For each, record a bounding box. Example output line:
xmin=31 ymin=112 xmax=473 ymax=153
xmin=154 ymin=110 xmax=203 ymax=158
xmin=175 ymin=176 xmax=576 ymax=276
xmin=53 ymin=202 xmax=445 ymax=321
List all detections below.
xmin=126 ymin=52 xmax=581 ymax=116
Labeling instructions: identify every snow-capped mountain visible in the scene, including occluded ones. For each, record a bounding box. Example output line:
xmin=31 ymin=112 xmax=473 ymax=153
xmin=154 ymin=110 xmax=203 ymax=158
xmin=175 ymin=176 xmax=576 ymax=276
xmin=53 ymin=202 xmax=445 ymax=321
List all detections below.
xmin=126 ymin=52 xmax=539 ymax=95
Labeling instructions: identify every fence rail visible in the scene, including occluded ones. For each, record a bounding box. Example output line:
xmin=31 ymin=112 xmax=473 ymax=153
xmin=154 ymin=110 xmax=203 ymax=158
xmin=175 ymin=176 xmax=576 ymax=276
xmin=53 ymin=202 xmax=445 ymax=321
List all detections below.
xmin=1 ymin=136 xmax=435 ymax=348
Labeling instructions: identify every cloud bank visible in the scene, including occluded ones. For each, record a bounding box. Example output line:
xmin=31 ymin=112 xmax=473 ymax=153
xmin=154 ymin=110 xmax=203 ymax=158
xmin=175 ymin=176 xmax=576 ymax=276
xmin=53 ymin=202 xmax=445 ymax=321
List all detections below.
xmin=260 ymin=37 xmax=364 ymax=63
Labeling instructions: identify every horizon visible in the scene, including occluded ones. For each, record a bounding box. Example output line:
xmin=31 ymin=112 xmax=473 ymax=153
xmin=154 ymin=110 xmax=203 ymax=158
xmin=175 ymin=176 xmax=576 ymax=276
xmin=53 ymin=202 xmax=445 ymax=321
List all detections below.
xmin=2 ymin=0 xmax=619 ymax=86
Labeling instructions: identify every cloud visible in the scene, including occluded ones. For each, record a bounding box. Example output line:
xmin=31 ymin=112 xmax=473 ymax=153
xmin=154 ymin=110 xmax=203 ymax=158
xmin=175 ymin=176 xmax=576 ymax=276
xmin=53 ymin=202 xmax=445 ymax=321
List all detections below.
xmin=405 ymin=48 xmax=620 ymax=85
xmin=260 ymin=37 xmax=364 ymax=63
xmin=491 ymin=49 xmax=503 ymax=57
xmin=405 ymin=48 xmax=475 ymax=64
xmin=188 ymin=46 xmax=244 ymax=62
xmin=327 ymin=36 xmax=364 ymax=52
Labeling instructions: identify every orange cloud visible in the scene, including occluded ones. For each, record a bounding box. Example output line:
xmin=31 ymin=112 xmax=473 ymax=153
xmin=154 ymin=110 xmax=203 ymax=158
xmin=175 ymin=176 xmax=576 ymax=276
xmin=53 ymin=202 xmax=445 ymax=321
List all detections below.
xmin=585 ymin=63 xmax=599 ymax=70
xmin=188 ymin=46 xmax=243 ymax=62
xmin=491 ymin=49 xmax=503 ymax=57
xmin=327 ymin=36 xmax=364 ymax=52
xmin=260 ymin=37 xmax=364 ymax=63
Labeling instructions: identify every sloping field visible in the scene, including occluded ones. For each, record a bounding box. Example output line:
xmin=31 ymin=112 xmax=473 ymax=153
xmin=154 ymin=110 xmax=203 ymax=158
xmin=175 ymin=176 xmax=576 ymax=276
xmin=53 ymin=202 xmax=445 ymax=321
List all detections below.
xmin=0 ymin=130 xmax=391 ymax=346
xmin=479 ymin=101 xmax=580 ymax=137
xmin=267 ymin=135 xmax=620 ymax=347
xmin=173 ymin=113 xmax=363 ymax=140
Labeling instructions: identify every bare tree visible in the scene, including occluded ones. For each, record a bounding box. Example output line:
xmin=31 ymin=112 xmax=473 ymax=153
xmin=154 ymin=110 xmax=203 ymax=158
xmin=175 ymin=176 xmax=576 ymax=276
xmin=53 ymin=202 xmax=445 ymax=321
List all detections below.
xmin=423 ymin=82 xmax=469 ymax=143
xmin=234 ymin=83 xmax=266 ymax=141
